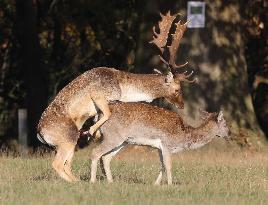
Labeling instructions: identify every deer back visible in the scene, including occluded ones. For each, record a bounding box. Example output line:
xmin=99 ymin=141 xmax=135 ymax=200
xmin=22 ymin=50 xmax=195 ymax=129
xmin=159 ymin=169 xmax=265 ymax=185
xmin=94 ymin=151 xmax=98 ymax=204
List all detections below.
xmin=100 ymin=103 xmax=229 ymax=152
xmin=100 ymin=102 xmax=188 ymax=146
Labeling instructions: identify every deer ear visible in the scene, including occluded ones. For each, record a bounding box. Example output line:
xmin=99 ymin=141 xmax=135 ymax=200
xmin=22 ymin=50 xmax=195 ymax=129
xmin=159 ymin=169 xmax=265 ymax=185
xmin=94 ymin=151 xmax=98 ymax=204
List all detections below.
xmin=217 ymin=111 xmax=224 ymax=122
xmin=198 ymin=108 xmax=209 ymax=120
xmin=165 ymin=72 xmax=173 ymax=85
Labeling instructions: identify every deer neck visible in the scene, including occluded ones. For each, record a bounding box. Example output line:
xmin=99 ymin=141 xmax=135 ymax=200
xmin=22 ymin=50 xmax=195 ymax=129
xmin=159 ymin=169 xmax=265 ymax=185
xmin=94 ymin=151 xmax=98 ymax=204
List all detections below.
xmin=118 ymin=74 xmax=167 ymax=102
xmin=189 ymin=120 xmax=218 ymax=148
xmin=171 ymin=120 xmax=218 ymax=153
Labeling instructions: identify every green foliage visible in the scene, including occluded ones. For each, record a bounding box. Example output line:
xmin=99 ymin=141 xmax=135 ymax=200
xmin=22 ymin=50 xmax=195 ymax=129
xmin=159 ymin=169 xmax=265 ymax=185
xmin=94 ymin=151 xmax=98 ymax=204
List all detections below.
xmin=0 ymin=0 xmax=142 ymax=139
xmin=39 ymin=0 xmax=141 ymax=97
xmin=0 ymin=0 xmax=267 ymax=141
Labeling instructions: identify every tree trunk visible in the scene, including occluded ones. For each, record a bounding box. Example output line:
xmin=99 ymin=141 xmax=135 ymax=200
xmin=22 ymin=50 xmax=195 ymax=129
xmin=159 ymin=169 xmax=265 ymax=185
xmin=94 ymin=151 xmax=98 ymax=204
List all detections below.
xmin=135 ymin=0 xmax=265 ymax=139
xmin=15 ymin=0 xmax=47 ymax=147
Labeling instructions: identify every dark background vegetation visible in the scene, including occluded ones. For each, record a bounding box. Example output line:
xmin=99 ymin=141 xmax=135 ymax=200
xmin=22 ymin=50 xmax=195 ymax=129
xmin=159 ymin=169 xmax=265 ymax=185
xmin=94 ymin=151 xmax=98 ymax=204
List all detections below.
xmin=0 ymin=0 xmax=267 ymax=148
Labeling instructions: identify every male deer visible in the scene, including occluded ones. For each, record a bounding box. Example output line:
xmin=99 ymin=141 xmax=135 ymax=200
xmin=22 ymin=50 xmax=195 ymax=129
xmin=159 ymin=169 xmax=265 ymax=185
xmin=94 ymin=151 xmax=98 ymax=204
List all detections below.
xmin=37 ymin=12 xmax=196 ymax=182
xmin=90 ymin=103 xmax=230 ymax=185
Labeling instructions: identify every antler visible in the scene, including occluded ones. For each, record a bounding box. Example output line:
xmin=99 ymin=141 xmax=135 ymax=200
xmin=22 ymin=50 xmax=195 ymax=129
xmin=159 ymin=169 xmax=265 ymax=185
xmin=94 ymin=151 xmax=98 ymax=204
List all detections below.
xmin=150 ymin=12 xmax=189 ymax=73
xmin=175 ymin=70 xmax=198 ymax=83
xmin=150 ymin=11 xmax=177 ymax=53
xmin=168 ymin=21 xmax=188 ymax=71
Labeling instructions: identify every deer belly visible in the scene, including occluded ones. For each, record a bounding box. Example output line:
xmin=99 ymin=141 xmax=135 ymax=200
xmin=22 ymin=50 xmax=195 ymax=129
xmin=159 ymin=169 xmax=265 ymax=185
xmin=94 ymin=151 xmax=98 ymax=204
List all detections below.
xmin=127 ymin=137 xmax=163 ymax=149
xmin=119 ymin=85 xmax=154 ymax=102
xmin=68 ymin=96 xmax=96 ymax=129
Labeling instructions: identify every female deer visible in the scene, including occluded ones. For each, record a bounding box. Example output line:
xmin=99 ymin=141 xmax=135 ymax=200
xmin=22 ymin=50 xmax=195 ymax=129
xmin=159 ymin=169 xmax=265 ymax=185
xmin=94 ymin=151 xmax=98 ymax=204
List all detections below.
xmin=90 ymin=103 xmax=230 ymax=185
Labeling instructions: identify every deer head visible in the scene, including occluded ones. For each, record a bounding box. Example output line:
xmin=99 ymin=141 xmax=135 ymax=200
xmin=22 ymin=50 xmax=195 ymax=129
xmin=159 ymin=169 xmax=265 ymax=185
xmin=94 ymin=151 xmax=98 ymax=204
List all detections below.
xmin=198 ymin=109 xmax=230 ymax=139
xmin=216 ymin=111 xmax=230 ymax=138
xmin=198 ymin=109 xmax=211 ymax=120
xmin=160 ymin=71 xmax=183 ymax=108
xmin=150 ymin=11 xmax=197 ymax=109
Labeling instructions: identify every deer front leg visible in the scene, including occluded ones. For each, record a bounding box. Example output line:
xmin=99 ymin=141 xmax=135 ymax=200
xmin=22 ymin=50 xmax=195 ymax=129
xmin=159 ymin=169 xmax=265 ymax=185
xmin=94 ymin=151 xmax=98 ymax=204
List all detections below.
xmin=93 ymin=115 xmax=101 ymax=139
xmin=89 ymin=96 xmax=111 ymax=136
xmin=155 ymin=145 xmax=172 ymax=185
xmin=155 ymin=171 xmax=163 ymax=185
xmin=162 ymin=146 xmax=172 ymax=185
xmin=154 ymin=149 xmax=164 ymax=185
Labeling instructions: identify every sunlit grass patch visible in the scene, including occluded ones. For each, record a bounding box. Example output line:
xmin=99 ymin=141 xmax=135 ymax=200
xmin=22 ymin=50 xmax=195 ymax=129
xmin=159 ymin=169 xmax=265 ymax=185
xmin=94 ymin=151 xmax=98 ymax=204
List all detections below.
xmin=0 ymin=144 xmax=267 ymax=205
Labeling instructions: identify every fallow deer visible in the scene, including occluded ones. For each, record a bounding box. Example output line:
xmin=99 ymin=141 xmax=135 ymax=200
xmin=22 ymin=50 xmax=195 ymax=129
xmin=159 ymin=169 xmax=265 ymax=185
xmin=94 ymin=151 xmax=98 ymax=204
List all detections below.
xmin=37 ymin=11 xmax=196 ymax=182
xmin=90 ymin=103 xmax=230 ymax=185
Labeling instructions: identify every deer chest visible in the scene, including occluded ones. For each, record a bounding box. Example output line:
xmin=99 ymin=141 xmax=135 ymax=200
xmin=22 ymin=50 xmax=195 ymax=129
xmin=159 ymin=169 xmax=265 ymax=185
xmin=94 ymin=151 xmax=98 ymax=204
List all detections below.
xmin=119 ymin=84 xmax=154 ymax=102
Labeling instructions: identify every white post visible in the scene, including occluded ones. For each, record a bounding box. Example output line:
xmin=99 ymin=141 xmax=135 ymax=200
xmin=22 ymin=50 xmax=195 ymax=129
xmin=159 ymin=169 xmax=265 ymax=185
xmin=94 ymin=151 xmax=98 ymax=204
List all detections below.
xmin=18 ymin=109 xmax=28 ymax=148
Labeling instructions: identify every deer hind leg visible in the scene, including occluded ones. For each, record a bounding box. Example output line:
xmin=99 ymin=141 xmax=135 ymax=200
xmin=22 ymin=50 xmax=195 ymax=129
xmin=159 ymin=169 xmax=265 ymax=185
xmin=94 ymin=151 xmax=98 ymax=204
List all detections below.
xmin=64 ymin=145 xmax=79 ymax=182
xmin=89 ymin=96 xmax=111 ymax=136
xmin=90 ymin=141 xmax=123 ymax=183
xmin=52 ymin=142 xmax=77 ymax=182
xmin=101 ymin=144 xmax=126 ymax=183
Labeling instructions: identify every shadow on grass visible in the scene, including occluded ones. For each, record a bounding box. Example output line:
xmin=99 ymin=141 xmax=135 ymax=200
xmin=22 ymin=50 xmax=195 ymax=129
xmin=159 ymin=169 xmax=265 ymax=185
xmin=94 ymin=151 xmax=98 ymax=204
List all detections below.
xmin=116 ymin=174 xmax=147 ymax=185
xmin=80 ymin=173 xmax=147 ymax=184
xmin=30 ymin=170 xmax=57 ymax=181
xmin=30 ymin=171 xmax=184 ymax=186
xmin=79 ymin=174 xmax=106 ymax=182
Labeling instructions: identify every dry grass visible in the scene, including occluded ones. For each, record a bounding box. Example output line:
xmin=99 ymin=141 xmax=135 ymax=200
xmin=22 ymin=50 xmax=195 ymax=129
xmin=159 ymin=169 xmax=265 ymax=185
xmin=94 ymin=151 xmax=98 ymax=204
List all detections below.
xmin=0 ymin=139 xmax=267 ymax=205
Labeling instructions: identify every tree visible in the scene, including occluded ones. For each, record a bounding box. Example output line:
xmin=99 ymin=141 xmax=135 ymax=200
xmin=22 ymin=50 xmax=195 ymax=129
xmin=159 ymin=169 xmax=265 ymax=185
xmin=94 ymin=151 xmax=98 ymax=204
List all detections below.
xmin=0 ymin=0 xmax=266 ymax=148
xmin=15 ymin=0 xmax=48 ymax=146
xmin=243 ymin=0 xmax=268 ymax=139
xmin=134 ymin=0 xmax=265 ymax=140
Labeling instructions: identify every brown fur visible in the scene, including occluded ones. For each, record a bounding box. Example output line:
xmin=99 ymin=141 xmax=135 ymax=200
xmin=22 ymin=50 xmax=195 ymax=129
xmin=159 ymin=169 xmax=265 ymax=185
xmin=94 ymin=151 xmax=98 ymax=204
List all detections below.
xmin=37 ymin=67 xmax=186 ymax=182
xmin=90 ymin=102 xmax=230 ymax=185
xmin=38 ymin=67 xmax=184 ymax=133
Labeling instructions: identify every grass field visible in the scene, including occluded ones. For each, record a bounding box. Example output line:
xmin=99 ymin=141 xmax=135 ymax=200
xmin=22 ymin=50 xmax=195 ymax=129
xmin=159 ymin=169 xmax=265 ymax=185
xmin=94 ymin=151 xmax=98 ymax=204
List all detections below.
xmin=0 ymin=141 xmax=267 ymax=205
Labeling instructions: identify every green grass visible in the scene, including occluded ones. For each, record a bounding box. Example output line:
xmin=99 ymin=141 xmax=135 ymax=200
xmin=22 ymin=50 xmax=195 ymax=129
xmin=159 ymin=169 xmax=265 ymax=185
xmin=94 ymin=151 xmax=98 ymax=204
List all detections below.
xmin=0 ymin=143 xmax=267 ymax=205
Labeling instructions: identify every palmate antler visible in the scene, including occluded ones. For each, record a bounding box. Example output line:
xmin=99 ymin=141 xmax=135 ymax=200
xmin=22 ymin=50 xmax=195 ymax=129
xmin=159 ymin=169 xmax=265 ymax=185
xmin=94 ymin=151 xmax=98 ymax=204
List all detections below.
xmin=149 ymin=11 xmax=177 ymax=53
xmin=175 ymin=70 xmax=198 ymax=83
xmin=150 ymin=11 xmax=189 ymax=73
xmin=168 ymin=21 xmax=188 ymax=70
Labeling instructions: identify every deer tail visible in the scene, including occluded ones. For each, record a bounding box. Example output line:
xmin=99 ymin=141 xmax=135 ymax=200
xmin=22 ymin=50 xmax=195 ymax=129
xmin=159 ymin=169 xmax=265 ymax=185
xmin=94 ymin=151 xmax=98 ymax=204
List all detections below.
xmin=37 ymin=132 xmax=48 ymax=145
